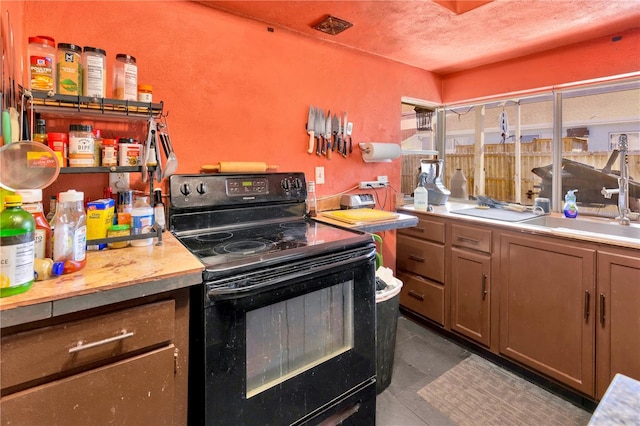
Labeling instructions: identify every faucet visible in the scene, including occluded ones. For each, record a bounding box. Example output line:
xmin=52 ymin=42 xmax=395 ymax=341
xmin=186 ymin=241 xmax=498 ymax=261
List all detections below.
xmin=601 ymin=134 xmax=630 ymax=226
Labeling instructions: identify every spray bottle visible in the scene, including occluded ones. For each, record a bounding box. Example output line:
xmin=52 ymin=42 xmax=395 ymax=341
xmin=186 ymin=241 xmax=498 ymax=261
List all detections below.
xmin=563 ymin=189 xmax=578 ymax=218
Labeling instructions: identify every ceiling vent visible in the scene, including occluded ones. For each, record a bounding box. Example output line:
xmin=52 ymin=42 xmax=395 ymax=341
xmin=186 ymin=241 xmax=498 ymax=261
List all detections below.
xmin=313 ymin=15 xmax=353 ymax=35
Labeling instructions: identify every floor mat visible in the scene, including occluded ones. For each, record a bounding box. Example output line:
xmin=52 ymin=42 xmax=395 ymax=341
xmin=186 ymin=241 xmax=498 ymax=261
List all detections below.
xmin=450 ymin=207 xmax=538 ymax=222
xmin=417 ymin=355 xmax=592 ymax=426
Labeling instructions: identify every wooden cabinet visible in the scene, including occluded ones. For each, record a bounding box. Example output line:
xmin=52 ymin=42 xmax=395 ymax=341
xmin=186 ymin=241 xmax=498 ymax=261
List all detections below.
xmin=0 ymin=289 xmax=190 ymax=425
xmin=499 ymin=233 xmax=596 ymax=396
xmin=397 ymin=216 xmax=446 ymax=325
xmin=596 ymin=249 xmax=640 ymax=399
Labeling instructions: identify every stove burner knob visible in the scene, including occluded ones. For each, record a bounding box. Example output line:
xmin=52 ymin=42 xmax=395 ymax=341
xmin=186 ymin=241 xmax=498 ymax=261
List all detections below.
xmin=294 ymin=178 xmax=302 ymax=189
xmin=281 ymin=179 xmax=290 ymax=190
xmin=196 ymin=182 xmax=207 ymax=194
xmin=181 ymin=183 xmax=192 ymax=196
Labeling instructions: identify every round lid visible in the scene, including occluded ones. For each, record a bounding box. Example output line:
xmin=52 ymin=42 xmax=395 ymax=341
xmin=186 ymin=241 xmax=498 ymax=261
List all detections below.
xmin=47 ymin=132 xmax=68 ymax=141
xmin=3 ymin=194 xmax=23 ymax=205
xmin=29 ymin=36 xmax=55 ymax=48
xmin=118 ymin=138 xmax=137 ymax=144
xmin=138 ymin=84 xmax=152 ymax=92
xmin=59 ymin=190 xmax=84 ymax=203
xmin=15 ymin=189 xmax=43 ymax=203
xmin=57 ymin=43 xmax=82 ymax=53
xmin=116 ymin=53 xmax=136 ymax=63
xmin=109 ymin=224 xmax=131 ymax=231
xmin=83 ymin=46 xmax=106 ymax=56
xmin=51 ymin=261 xmax=65 ymax=276
xmin=102 ymin=138 xmax=118 ymax=146
xmin=69 ymin=124 xmax=93 ymax=132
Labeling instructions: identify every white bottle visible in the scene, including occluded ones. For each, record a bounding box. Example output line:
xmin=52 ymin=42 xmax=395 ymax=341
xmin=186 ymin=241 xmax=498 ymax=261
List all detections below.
xmin=414 ymin=183 xmax=428 ymax=211
xmin=131 ymin=196 xmax=154 ymax=247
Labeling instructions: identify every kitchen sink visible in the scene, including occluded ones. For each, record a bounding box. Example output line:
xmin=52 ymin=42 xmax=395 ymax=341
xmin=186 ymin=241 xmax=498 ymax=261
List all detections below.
xmin=521 ymin=215 xmax=640 ymax=240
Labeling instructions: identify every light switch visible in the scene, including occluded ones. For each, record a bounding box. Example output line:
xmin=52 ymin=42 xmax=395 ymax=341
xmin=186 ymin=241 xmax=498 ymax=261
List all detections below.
xmin=315 ymin=167 xmax=325 ymax=184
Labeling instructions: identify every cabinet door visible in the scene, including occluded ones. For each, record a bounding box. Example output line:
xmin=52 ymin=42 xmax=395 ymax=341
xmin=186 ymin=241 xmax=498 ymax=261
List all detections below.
xmin=397 ymin=271 xmax=444 ymax=325
xmin=397 ymin=235 xmax=445 ymax=283
xmin=596 ymin=251 xmax=640 ymax=399
xmin=450 ymin=248 xmax=490 ymax=347
xmin=0 ymin=346 xmax=176 ymax=425
xmin=499 ymin=233 xmax=596 ymax=396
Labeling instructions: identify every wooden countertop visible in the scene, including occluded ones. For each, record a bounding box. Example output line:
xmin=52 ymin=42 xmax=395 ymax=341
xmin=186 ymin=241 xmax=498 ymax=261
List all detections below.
xmin=0 ymin=232 xmax=204 ymax=328
xmin=398 ymin=202 xmax=640 ymax=250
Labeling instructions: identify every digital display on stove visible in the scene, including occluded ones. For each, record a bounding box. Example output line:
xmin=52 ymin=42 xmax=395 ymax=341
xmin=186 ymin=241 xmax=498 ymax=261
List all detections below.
xmin=226 ymin=178 xmax=269 ymax=195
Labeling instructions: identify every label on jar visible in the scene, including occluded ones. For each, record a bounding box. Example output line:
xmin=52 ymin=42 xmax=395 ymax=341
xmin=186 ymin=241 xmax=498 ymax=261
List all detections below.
xmin=85 ymin=55 xmax=105 ymax=97
xmin=51 ymin=140 xmax=68 ymax=167
xmin=30 ymin=55 xmax=55 ymax=92
xmin=0 ymin=233 xmax=35 ymax=288
xmin=69 ymin=135 xmax=95 ymax=167
xmin=57 ymin=51 xmax=81 ymax=95
xmin=118 ymin=143 xmax=141 ymax=166
xmin=102 ymin=145 xmax=118 ymax=167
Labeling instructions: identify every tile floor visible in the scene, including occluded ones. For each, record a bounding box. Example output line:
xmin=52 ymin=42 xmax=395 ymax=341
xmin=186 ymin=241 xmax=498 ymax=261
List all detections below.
xmin=375 ymin=314 xmax=593 ymax=425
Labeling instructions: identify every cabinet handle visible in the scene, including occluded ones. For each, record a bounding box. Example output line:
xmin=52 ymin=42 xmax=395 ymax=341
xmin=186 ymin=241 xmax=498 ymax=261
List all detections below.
xmin=600 ymin=293 xmax=606 ymax=325
xmin=408 ymin=255 xmax=426 ymax=263
xmin=457 ymin=236 xmax=480 ymax=245
xmin=584 ymin=290 xmax=590 ymax=320
xmin=408 ymin=290 xmax=425 ymax=301
xmin=482 ymin=274 xmax=487 ymax=300
xmin=68 ymin=330 xmax=135 ymax=354
xmin=411 ymin=227 xmax=426 ymax=233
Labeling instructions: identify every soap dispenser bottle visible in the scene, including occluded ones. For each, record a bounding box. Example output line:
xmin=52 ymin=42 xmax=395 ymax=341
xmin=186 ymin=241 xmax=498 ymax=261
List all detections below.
xmin=414 ymin=177 xmax=428 ymax=211
xmin=563 ymin=189 xmax=579 ymax=218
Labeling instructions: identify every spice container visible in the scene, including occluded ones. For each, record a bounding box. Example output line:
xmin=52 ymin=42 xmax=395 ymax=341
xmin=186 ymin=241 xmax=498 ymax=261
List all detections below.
xmin=28 ymin=35 xmax=56 ymax=93
xmin=107 ymin=224 xmax=130 ymax=249
xmin=113 ymin=54 xmax=138 ymax=101
xmin=118 ymin=138 xmax=141 ymax=166
xmin=68 ymin=124 xmax=95 ymax=167
xmin=56 ymin=43 xmax=82 ymax=95
xmin=83 ymin=46 xmax=106 ymax=98
xmin=131 ymin=196 xmax=154 ymax=247
xmin=93 ymin=129 xmax=103 ymax=167
xmin=137 ymin=84 xmax=153 ymax=103
xmin=117 ymin=190 xmax=133 ymax=225
xmin=48 ymin=132 xmax=68 ymax=167
xmin=102 ymin=138 xmax=118 ymax=167
xmin=33 ymin=118 xmax=47 ymax=144
xmin=34 ymin=258 xmax=64 ymax=281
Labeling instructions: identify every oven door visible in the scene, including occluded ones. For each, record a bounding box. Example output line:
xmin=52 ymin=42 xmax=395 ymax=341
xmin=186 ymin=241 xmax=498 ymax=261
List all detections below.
xmin=189 ymin=245 xmax=377 ymax=426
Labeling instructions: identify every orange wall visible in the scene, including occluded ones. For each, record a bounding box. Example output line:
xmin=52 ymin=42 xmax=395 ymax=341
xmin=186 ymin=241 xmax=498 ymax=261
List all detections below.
xmin=442 ymin=27 xmax=640 ymax=104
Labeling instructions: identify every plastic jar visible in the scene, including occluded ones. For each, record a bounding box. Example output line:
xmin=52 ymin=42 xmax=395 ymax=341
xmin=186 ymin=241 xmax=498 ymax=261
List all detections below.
xmin=118 ymin=138 xmax=142 ymax=166
xmin=53 ymin=190 xmax=87 ymax=274
xmin=68 ymin=124 xmax=95 ymax=167
xmin=56 ymin=43 xmax=82 ymax=95
xmin=34 ymin=258 xmax=64 ymax=281
xmin=137 ymin=84 xmax=153 ymax=103
xmin=48 ymin=132 xmax=68 ymax=167
xmin=16 ymin=189 xmax=52 ymax=259
xmin=107 ymin=224 xmax=130 ymax=249
xmin=102 ymin=138 xmax=118 ymax=167
xmin=28 ymin=35 xmax=56 ymax=93
xmin=113 ymin=54 xmax=138 ymax=101
xmin=0 ymin=195 xmax=35 ymax=297
xmin=83 ymin=46 xmax=106 ymax=98
xmin=131 ymin=197 xmax=154 ymax=247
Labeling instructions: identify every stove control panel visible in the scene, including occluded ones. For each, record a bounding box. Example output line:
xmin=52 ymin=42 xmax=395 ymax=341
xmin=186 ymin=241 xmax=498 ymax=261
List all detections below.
xmin=169 ymin=172 xmax=307 ymax=210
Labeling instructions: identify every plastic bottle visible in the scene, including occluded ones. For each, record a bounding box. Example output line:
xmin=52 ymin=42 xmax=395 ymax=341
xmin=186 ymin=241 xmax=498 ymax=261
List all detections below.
xmin=414 ymin=182 xmax=428 ymax=211
xmin=48 ymin=132 xmax=68 ymax=167
xmin=28 ymin=35 xmax=56 ymax=93
xmin=53 ymin=190 xmax=87 ymax=274
xmin=450 ymin=168 xmax=468 ymax=200
xmin=34 ymin=258 xmax=64 ymax=281
xmin=46 ymin=195 xmax=57 ymax=223
xmin=306 ymin=181 xmax=317 ymax=217
xmin=33 ymin=117 xmax=48 ymax=144
xmin=563 ymin=189 xmax=579 ymax=218
xmin=113 ymin=54 xmax=138 ymax=101
xmin=56 ymin=42 xmax=83 ymax=96
xmin=68 ymin=124 xmax=95 ymax=167
xmin=153 ymin=188 xmax=166 ymax=232
xmin=82 ymin=46 xmax=106 ymax=98
xmin=16 ymin=189 xmax=52 ymax=259
xmin=131 ymin=196 xmax=154 ymax=247
xmin=0 ymin=195 xmax=35 ymax=297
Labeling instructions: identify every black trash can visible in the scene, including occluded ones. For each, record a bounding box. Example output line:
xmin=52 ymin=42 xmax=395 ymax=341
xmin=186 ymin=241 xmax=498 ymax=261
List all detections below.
xmin=375 ymin=274 xmax=403 ymax=395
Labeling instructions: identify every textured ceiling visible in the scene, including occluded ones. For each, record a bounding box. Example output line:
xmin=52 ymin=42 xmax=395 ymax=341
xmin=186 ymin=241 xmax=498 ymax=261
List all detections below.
xmin=197 ymin=0 xmax=640 ymax=75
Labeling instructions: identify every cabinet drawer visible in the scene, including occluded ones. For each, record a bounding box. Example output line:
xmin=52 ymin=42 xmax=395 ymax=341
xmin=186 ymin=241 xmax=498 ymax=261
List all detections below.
xmin=399 ymin=217 xmax=445 ymax=243
xmin=0 ymin=346 xmax=175 ymax=425
xmin=397 ymin=235 xmax=445 ymax=283
xmin=451 ymin=224 xmax=492 ymax=254
xmin=1 ymin=300 xmax=175 ymax=390
xmin=397 ymin=272 xmax=444 ymax=326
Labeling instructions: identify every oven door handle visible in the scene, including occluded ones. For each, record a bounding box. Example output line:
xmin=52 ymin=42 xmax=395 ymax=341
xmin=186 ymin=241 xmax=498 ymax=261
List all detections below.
xmin=206 ymin=249 xmax=375 ymax=300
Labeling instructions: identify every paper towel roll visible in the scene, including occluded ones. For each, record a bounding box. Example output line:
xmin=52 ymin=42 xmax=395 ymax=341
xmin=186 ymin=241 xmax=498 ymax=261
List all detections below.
xmin=359 ymin=143 xmax=402 ymax=162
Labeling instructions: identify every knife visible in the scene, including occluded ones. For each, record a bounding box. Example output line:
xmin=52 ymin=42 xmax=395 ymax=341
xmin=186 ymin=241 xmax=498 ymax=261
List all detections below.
xmin=325 ymin=110 xmax=332 ymax=159
xmin=342 ymin=111 xmax=348 ymax=157
xmin=306 ymin=105 xmax=315 ymax=154
xmin=346 ymin=121 xmax=353 ymax=154
xmin=331 ymin=114 xmax=339 ymax=152
xmin=315 ymin=108 xmax=323 ymax=155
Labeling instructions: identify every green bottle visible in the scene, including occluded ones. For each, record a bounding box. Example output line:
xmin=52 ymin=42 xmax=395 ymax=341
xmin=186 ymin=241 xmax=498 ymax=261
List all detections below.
xmin=0 ymin=195 xmax=36 ymax=297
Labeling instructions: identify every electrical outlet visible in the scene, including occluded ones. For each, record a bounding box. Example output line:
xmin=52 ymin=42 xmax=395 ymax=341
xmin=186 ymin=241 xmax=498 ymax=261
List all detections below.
xmin=315 ymin=166 xmax=325 ymax=184
xmin=377 ymin=176 xmax=389 ymax=183
xmin=359 ymin=181 xmax=388 ymax=189
xmin=109 ymin=172 xmax=130 ymax=190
